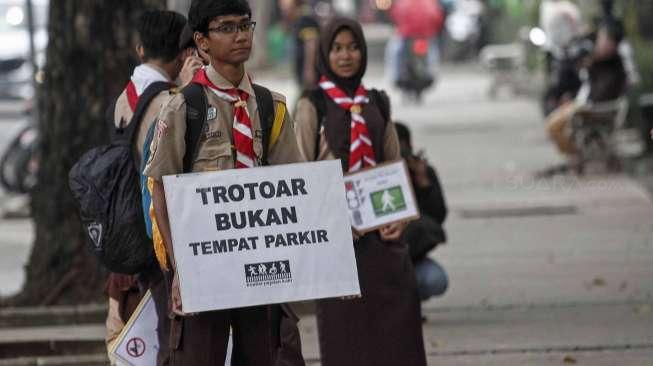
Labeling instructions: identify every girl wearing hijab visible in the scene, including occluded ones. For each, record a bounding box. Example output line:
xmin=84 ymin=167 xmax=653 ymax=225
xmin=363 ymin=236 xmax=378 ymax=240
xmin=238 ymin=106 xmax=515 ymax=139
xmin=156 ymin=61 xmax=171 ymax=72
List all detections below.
xmin=293 ymin=17 xmax=427 ymax=366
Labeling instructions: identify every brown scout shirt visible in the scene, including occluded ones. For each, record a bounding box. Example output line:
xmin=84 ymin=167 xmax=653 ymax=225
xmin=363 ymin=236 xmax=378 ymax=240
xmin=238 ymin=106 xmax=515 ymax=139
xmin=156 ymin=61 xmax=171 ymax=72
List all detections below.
xmin=293 ymin=96 xmax=401 ymax=163
xmin=113 ymin=65 xmax=173 ymax=169
xmin=143 ymin=66 xmax=301 ymax=180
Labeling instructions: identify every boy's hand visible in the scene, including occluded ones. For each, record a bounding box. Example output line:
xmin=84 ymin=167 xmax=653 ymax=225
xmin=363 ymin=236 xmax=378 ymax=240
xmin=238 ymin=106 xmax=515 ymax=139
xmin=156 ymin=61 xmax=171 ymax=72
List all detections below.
xmin=179 ymin=56 xmax=204 ymax=87
xmin=352 ymin=227 xmax=360 ymax=242
xmin=171 ymin=272 xmax=185 ymax=316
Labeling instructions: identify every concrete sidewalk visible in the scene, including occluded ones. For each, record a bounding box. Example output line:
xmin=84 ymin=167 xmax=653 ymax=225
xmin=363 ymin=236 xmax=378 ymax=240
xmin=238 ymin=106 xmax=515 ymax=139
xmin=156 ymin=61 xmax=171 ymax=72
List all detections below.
xmin=0 ymin=216 xmax=32 ymax=298
xmin=1 ymin=65 xmax=652 ymax=364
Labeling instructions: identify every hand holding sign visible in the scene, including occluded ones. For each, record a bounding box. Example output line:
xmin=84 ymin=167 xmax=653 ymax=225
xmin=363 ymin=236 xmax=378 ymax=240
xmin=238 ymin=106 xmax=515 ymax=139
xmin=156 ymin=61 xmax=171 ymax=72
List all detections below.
xmin=379 ymin=221 xmax=408 ymax=242
xmin=344 ymin=160 xmax=420 ymax=234
xmin=171 ymin=273 xmax=184 ymax=316
xmin=163 ymin=160 xmax=360 ymax=313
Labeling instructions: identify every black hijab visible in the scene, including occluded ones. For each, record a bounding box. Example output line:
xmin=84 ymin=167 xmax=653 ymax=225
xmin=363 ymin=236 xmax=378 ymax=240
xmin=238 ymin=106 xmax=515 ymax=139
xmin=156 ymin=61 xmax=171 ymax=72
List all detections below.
xmin=312 ymin=17 xmax=386 ymax=169
xmin=315 ymin=17 xmax=368 ymax=95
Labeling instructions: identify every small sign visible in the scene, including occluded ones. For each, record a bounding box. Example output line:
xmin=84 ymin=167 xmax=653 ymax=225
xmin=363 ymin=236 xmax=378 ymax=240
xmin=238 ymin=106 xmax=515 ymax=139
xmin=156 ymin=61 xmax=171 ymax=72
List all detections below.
xmin=110 ymin=291 xmax=158 ymax=366
xmin=110 ymin=291 xmax=233 ymax=365
xmin=344 ymin=160 xmax=419 ymax=234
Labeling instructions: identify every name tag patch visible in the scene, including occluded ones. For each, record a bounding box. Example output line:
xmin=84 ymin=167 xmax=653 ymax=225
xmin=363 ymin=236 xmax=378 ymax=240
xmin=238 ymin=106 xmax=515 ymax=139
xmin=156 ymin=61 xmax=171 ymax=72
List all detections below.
xmin=206 ymin=131 xmax=222 ymax=139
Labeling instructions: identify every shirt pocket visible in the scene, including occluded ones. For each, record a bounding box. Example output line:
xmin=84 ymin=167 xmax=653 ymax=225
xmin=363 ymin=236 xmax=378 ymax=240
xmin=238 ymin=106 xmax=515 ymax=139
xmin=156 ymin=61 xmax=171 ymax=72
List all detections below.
xmin=192 ymin=138 xmax=233 ymax=172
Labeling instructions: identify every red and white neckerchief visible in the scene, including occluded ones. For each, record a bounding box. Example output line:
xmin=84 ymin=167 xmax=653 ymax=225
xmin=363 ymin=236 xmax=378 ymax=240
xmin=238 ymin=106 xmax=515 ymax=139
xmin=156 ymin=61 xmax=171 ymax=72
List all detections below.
xmin=319 ymin=76 xmax=376 ymax=172
xmin=192 ymin=69 xmax=256 ymax=169
xmin=125 ymin=81 xmax=139 ymax=112
xmin=125 ymin=64 xmax=171 ymax=112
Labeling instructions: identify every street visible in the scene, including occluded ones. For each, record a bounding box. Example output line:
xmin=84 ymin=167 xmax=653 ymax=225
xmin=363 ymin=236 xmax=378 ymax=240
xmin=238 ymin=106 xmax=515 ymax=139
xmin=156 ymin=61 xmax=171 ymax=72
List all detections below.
xmin=0 ymin=101 xmax=32 ymax=299
xmin=1 ymin=64 xmax=653 ymax=364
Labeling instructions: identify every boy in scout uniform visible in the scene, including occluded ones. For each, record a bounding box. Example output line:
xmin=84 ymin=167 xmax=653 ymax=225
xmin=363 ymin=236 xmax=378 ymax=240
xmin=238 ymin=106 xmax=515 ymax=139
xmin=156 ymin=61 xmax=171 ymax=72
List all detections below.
xmin=105 ymin=10 xmax=204 ymax=366
xmin=143 ymin=1 xmax=305 ymax=364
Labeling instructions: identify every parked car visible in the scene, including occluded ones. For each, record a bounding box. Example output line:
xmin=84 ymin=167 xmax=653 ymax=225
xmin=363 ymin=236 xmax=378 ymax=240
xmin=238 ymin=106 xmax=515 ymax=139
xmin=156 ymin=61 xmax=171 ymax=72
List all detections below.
xmin=0 ymin=0 xmax=48 ymax=101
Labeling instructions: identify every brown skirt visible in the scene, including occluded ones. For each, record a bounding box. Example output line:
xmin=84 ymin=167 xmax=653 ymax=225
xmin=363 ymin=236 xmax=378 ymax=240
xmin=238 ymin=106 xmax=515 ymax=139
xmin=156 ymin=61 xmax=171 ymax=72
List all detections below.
xmin=316 ymin=233 xmax=427 ymax=366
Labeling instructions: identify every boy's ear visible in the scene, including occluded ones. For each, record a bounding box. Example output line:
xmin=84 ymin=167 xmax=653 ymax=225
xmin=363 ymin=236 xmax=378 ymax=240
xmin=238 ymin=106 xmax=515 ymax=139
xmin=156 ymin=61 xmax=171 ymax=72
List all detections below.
xmin=135 ymin=44 xmax=145 ymax=61
xmin=194 ymin=31 xmax=209 ymax=54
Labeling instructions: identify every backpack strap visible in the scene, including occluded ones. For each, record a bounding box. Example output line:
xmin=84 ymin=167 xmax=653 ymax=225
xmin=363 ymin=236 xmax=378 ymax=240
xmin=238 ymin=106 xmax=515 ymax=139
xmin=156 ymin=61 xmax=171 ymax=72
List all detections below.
xmin=304 ymin=89 xmax=327 ymax=161
xmin=105 ymin=99 xmax=117 ymax=137
xmin=270 ymin=102 xmax=286 ymax=148
xmin=181 ymin=83 xmax=208 ymax=173
xmin=369 ymin=89 xmax=391 ymax=124
xmin=112 ymin=81 xmax=171 ymax=143
xmin=252 ymin=84 xmax=274 ymax=166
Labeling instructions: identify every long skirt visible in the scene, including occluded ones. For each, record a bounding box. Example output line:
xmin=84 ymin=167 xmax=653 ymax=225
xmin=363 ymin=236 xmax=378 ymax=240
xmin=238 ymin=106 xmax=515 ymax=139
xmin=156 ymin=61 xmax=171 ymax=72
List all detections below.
xmin=316 ymin=233 xmax=427 ymax=366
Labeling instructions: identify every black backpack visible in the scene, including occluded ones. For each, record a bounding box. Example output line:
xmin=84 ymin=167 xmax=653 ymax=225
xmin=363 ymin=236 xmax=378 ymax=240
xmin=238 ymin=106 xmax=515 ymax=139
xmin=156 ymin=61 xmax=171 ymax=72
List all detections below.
xmin=181 ymin=82 xmax=275 ymax=172
xmin=68 ymin=82 xmax=171 ymax=274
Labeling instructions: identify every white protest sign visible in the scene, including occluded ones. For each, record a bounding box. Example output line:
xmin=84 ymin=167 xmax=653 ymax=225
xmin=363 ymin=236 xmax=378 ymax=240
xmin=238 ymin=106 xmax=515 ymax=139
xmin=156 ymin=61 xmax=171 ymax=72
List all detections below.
xmin=111 ymin=291 xmax=158 ymax=366
xmin=343 ymin=160 xmax=420 ymax=233
xmin=163 ymin=160 xmax=360 ymax=313
xmin=110 ymin=291 xmax=232 ymax=366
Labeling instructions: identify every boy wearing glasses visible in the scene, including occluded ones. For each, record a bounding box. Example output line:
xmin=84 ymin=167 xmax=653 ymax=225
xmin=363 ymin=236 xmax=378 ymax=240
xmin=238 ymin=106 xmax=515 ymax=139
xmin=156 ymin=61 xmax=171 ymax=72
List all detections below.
xmin=143 ymin=1 xmax=304 ymax=365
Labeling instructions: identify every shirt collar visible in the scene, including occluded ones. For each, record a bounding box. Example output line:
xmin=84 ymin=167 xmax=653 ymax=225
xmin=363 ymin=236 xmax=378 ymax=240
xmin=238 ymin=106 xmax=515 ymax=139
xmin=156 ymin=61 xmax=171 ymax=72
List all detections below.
xmin=206 ymin=64 xmax=254 ymax=96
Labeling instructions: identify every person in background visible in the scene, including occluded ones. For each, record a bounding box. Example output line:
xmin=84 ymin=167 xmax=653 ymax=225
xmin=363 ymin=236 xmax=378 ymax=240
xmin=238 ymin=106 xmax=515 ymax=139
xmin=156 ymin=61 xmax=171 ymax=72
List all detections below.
xmin=387 ymin=0 xmax=444 ymax=89
xmin=105 ymin=10 xmax=202 ymax=366
xmin=179 ymin=23 xmax=212 ymax=66
xmin=539 ymin=0 xmax=583 ymax=76
xmin=293 ymin=17 xmax=427 ymax=366
xmin=279 ymin=0 xmax=320 ymax=90
xmin=395 ymin=122 xmax=449 ymax=306
xmin=545 ymin=19 xmax=626 ymax=160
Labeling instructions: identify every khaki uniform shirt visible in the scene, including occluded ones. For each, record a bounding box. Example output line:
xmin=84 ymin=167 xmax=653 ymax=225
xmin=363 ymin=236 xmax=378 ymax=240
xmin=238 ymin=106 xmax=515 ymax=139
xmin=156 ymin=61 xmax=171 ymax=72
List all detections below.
xmin=144 ymin=66 xmax=301 ymax=180
xmin=293 ymin=97 xmax=401 ymax=163
xmin=113 ymin=64 xmax=173 ymax=169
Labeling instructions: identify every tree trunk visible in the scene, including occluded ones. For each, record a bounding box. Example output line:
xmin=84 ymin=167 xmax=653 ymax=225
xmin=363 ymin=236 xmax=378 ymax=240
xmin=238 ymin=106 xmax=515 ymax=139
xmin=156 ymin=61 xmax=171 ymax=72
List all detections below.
xmin=167 ymin=0 xmax=191 ymax=15
xmin=9 ymin=0 xmax=165 ymax=306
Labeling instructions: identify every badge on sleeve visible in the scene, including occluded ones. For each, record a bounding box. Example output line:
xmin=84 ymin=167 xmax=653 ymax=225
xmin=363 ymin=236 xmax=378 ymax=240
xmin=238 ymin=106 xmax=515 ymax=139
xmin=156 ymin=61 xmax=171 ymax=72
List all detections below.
xmin=207 ymin=106 xmax=217 ymax=121
xmin=156 ymin=119 xmax=168 ymax=139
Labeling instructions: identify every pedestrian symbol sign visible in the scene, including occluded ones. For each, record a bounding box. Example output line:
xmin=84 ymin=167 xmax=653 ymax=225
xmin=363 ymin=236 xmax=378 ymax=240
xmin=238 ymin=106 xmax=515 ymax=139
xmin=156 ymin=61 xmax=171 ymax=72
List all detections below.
xmin=343 ymin=160 xmax=420 ymax=233
xmin=371 ymin=186 xmax=406 ymax=217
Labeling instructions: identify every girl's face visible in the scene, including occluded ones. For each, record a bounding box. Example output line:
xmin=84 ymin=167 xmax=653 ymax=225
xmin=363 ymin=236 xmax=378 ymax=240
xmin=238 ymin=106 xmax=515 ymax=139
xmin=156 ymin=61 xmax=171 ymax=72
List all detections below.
xmin=328 ymin=29 xmax=362 ymax=79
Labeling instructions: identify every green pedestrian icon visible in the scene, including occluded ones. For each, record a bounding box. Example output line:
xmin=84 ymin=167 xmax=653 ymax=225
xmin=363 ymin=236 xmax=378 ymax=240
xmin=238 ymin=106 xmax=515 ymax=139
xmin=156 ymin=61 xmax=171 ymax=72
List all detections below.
xmin=371 ymin=186 xmax=407 ymax=217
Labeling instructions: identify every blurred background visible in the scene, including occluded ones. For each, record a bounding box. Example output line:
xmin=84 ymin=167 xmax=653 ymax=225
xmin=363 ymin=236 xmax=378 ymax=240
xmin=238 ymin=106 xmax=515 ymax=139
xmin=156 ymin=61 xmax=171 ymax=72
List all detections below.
xmin=0 ymin=0 xmax=652 ymax=365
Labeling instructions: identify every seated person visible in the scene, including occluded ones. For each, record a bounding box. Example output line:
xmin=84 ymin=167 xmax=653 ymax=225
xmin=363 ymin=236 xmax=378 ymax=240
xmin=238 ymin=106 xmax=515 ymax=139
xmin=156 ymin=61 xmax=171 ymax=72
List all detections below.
xmin=545 ymin=19 xmax=627 ymax=158
xmin=541 ymin=37 xmax=592 ymax=117
xmin=395 ymin=122 xmax=449 ymax=302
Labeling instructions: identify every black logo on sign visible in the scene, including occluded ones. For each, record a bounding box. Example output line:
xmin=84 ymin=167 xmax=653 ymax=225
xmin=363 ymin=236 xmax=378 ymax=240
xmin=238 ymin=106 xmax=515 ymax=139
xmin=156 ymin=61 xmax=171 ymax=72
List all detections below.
xmin=245 ymin=260 xmax=292 ymax=287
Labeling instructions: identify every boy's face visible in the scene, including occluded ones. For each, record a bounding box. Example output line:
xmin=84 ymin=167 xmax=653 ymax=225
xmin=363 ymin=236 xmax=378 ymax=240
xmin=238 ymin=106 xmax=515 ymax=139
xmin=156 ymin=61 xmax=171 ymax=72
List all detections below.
xmin=196 ymin=14 xmax=253 ymax=66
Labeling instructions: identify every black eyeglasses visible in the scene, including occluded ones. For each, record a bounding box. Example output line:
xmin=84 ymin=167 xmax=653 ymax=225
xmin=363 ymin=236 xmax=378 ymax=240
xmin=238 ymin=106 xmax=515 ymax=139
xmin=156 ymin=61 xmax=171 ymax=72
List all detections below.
xmin=208 ymin=21 xmax=257 ymax=34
